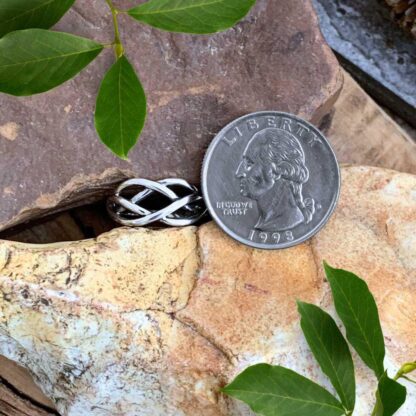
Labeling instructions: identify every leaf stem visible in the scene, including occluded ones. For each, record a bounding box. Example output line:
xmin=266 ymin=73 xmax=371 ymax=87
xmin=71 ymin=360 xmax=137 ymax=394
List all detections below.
xmin=371 ymin=395 xmax=382 ymax=416
xmin=105 ymin=0 xmax=124 ymax=59
xmin=394 ymin=362 xmax=416 ymax=380
xmin=370 ymin=364 xmax=414 ymax=415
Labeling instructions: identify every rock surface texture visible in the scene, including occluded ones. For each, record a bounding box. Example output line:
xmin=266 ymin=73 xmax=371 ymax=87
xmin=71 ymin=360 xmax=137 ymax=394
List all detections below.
xmin=313 ymin=0 xmax=416 ymax=127
xmin=0 ymin=0 xmax=342 ymax=232
xmin=0 ymin=166 xmax=415 ymax=415
xmin=319 ymin=71 xmax=416 ymax=175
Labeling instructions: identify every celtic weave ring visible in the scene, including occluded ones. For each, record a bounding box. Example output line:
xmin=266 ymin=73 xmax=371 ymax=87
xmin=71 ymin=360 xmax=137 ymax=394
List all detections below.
xmin=107 ymin=178 xmax=207 ymax=227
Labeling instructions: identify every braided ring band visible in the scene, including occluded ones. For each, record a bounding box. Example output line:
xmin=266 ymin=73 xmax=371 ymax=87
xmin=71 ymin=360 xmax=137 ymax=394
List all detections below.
xmin=107 ymin=178 xmax=207 ymax=227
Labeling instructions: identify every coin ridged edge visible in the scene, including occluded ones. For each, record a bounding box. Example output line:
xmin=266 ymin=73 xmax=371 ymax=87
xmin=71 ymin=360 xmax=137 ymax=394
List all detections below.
xmin=201 ymin=111 xmax=341 ymax=250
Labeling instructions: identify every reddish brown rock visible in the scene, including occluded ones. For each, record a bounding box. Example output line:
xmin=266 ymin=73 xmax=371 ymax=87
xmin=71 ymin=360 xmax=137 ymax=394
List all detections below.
xmin=0 ymin=0 xmax=342 ymax=232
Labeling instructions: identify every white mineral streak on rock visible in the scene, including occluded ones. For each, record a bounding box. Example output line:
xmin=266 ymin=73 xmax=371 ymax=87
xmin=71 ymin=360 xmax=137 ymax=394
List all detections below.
xmin=0 ymin=121 xmax=19 ymax=141
xmin=0 ymin=227 xmax=230 ymax=415
xmin=0 ymin=166 xmax=415 ymax=415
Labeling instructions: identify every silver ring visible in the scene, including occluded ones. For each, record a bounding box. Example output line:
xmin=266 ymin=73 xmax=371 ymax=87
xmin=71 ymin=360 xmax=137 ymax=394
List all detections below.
xmin=107 ymin=178 xmax=207 ymax=227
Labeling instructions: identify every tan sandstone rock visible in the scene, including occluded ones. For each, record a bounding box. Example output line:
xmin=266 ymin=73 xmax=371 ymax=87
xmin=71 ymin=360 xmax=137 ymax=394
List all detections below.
xmin=0 ymin=166 xmax=415 ymax=415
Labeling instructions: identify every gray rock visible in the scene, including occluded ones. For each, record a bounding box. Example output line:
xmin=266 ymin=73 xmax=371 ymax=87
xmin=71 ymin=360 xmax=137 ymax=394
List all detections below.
xmin=313 ymin=0 xmax=416 ymax=127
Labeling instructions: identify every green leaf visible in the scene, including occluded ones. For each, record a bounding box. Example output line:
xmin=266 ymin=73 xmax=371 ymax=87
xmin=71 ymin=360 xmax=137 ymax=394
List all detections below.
xmin=95 ymin=55 xmax=146 ymax=159
xmin=297 ymin=301 xmax=356 ymax=412
xmin=0 ymin=0 xmax=75 ymax=38
xmin=397 ymin=362 xmax=416 ymax=378
xmin=222 ymin=364 xmax=345 ymax=416
xmin=324 ymin=262 xmax=385 ymax=379
xmin=128 ymin=0 xmax=256 ymax=34
xmin=0 ymin=29 xmax=103 ymax=96
xmin=373 ymin=372 xmax=407 ymax=416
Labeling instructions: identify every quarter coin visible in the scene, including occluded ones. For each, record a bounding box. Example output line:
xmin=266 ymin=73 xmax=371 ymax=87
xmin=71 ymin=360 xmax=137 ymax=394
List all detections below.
xmin=201 ymin=111 xmax=340 ymax=249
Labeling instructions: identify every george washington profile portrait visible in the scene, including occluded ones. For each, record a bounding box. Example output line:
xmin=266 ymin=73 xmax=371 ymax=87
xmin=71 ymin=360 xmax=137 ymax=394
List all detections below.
xmin=236 ymin=128 xmax=316 ymax=232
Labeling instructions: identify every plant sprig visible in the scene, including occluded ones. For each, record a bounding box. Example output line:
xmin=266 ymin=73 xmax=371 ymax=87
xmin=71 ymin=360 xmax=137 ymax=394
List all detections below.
xmin=223 ymin=263 xmax=415 ymax=416
xmin=0 ymin=0 xmax=256 ymax=158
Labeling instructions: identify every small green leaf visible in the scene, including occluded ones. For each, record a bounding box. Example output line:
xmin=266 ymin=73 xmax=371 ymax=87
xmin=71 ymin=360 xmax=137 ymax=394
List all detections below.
xmin=128 ymin=0 xmax=256 ymax=34
xmin=0 ymin=29 xmax=103 ymax=96
xmin=324 ymin=262 xmax=385 ymax=379
xmin=222 ymin=364 xmax=345 ymax=416
xmin=0 ymin=0 xmax=75 ymax=38
xmin=95 ymin=55 xmax=146 ymax=159
xmin=397 ymin=362 xmax=416 ymax=378
xmin=373 ymin=372 xmax=407 ymax=416
xmin=297 ymin=301 xmax=356 ymax=411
